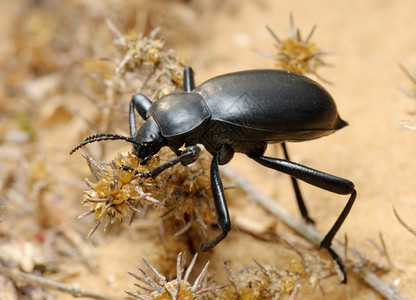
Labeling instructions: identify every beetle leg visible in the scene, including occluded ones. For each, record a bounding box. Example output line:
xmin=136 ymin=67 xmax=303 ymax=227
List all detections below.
xmin=281 ymin=143 xmax=315 ymax=224
xmin=250 ymin=154 xmax=356 ymax=283
xmin=141 ymin=145 xmax=201 ymax=179
xmin=183 ymin=67 xmax=195 ymax=92
xmin=321 ymin=189 xmax=356 ymax=283
xmin=251 ymin=155 xmax=355 ymax=195
xmin=129 ymin=94 xmax=153 ymax=136
xmin=200 ymin=149 xmax=231 ymax=252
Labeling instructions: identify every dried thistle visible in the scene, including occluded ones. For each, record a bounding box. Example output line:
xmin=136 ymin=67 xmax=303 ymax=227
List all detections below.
xmin=78 ymin=152 xmax=163 ymax=237
xmin=261 ymin=14 xmax=332 ymax=82
xmin=150 ymin=236 xmax=191 ymax=280
xmin=163 ymin=157 xmax=215 ymax=239
xmin=76 ymin=148 xmax=216 ymax=284
xmin=145 ymin=157 xmax=214 ymax=278
xmin=82 ymin=22 xmax=186 ymax=145
xmin=126 ymin=252 xmax=220 ymax=299
xmin=221 ymin=258 xmax=297 ymax=299
xmin=219 ymin=244 xmax=338 ymax=299
xmin=106 ymin=21 xmax=186 ymax=99
xmin=77 ymin=146 xmax=215 ymax=244
xmin=76 ymin=24 xmax=215 ymax=239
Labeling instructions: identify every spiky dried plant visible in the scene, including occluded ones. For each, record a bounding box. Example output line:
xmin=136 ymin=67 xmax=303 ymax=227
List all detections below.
xmin=75 ymin=147 xmax=215 ymax=247
xmin=259 ymin=14 xmax=333 ymax=82
xmin=107 ymin=22 xmax=186 ymax=99
xmin=221 ymin=258 xmax=298 ymax=299
xmin=81 ymin=22 xmax=187 ymax=142
xmin=220 ymin=248 xmax=337 ymax=300
xmin=77 ymin=152 xmax=163 ymax=237
xmin=76 ymin=24 xmax=215 ymax=242
xmin=125 ymin=252 xmax=222 ymax=300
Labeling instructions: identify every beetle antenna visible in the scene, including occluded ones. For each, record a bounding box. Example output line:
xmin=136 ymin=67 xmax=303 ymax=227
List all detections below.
xmin=70 ymin=133 xmax=140 ymax=155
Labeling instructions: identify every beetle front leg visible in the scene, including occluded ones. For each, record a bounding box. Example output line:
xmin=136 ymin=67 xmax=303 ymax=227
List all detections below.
xmin=281 ymin=143 xmax=314 ymax=224
xmin=183 ymin=67 xmax=195 ymax=92
xmin=141 ymin=145 xmax=201 ymax=179
xmin=200 ymin=150 xmax=231 ymax=252
xmin=129 ymin=94 xmax=153 ymax=136
xmin=250 ymin=154 xmax=356 ymax=283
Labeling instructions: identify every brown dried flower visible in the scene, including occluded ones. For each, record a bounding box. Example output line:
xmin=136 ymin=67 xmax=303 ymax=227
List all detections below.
xmin=126 ymin=252 xmax=221 ymax=300
xmin=219 ymin=243 xmax=337 ymax=299
xmin=221 ymin=258 xmax=298 ymax=299
xmin=78 ymin=152 xmax=163 ymax=237
xmin=107 ymin=21 xmax=186 ymax=99
xmin=77 ymin=147 xmax=215 ymax=245
xmin=262 ymin=14 xmax=332 ymax=82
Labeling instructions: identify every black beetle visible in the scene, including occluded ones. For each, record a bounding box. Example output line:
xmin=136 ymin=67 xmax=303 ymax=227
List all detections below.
xmin=71 ymin=67 xmax=356 ymax=283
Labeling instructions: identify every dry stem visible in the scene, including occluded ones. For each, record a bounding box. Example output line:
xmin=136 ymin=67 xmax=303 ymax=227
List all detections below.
xmin=0 ymin=263 xmax=123 ymax=300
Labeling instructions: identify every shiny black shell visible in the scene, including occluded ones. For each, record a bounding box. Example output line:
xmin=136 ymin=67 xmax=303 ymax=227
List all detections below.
xmin=148 ymin=70 xmax=346 ymax=154
xmin=194 ymin=70 xmax=346 ymax=142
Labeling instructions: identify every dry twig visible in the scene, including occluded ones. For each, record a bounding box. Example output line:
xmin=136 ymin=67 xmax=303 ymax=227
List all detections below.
xmin=0 ymin=264 xmax=122 ymax=300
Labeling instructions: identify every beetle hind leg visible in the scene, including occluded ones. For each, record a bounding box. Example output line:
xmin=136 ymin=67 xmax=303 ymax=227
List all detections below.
xmin=250 ymin=154 xmax=356 ymax=283
xmin=281 ymin=143 xmax=315 ymax=224
xmin=321 ymin=189 xmax=356 ymax=283
xmin=200 ymin=149 xmax=231 ymax=252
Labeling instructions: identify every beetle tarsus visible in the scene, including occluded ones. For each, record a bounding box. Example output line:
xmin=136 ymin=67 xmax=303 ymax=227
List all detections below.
xmin=200 ymin=230 xmax=229 ymax=252
xmin=326 ymin=247 xmax=347 ymax=284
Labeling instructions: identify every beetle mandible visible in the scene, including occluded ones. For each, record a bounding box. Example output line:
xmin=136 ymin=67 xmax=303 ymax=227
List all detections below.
xmin=71 ymin=67 xmax=356 ymax=283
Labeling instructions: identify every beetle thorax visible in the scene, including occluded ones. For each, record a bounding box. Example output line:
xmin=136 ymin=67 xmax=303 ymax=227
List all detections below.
xmin=147 ymin=92 xmax=211 ymax=138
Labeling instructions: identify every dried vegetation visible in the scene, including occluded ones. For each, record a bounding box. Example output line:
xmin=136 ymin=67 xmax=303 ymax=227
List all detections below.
xmin=0 ymin=1 xmax=406 ymax=299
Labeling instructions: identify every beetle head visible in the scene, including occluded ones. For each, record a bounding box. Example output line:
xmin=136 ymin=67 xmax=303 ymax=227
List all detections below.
xmin=70 ymin=116 xmax=165 ymax=165
xmin=131 ymin=116 xmax=166 ymax=164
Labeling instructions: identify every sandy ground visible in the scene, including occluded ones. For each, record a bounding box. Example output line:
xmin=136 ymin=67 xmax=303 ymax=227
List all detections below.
xmin=1 ymin=0 xmax=416 ymax=299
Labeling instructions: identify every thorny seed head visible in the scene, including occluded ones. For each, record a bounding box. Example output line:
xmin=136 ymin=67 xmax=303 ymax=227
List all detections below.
xmin=77 ymin=148 xmax=215 ymax=242
xmin=220 ymin=245 xmax=339 ymax=299
xmin=78 ymin=152 xmax=163 ymax=237
xmin=221 ymin=258 xmax=297 ymax=299
xmin=126 ymin=252 xmax=221 ymax=300
xmin=106 ymin=22 xmax=186 ymax=99
xmin=263 ymin=14 xmax=333 ymax=82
